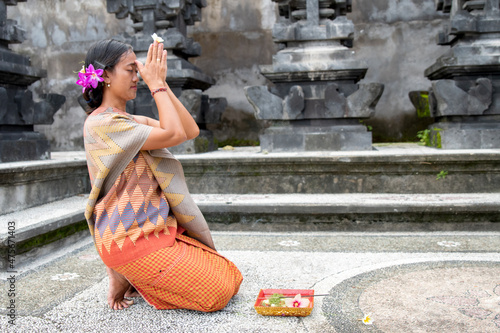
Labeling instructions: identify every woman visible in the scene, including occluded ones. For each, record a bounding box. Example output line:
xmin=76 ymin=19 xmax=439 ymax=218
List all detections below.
xmin=80 ymin=39 xmax=242 ymax=311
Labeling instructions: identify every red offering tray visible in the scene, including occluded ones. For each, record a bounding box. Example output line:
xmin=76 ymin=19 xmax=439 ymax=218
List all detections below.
xmin=254 ymin=289 xmax=314 ymax=317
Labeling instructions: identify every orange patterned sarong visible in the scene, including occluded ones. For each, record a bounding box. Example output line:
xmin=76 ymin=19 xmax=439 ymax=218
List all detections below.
xmin=114 ymin=233 xmax=243 ymax=311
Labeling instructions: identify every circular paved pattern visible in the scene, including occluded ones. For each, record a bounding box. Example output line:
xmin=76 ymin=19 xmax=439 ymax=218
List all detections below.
xmin=323 ymin=261 xmax=500 ymax=333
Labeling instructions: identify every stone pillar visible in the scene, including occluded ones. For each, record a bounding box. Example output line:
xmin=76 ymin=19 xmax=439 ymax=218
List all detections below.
xmin=410 ymin=0 xmax=500 ymax=149
xmin=101 ymin=0 xmax=225 ymax=154
xmin=0 ymin=0 xmax=65 ymax=162
xmin=244 ymin=0 xmax=384 ymax=152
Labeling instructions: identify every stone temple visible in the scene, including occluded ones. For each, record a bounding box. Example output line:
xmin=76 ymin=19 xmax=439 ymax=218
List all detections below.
xmin=244 ymin=0 xmax=384 ymax=152
xmin=410 ymin=0 xmax=500 ymax=149
xmin=0 ymin=0 xmax=65 ymax=162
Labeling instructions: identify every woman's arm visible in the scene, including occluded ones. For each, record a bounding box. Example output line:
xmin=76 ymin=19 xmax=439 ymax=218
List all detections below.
xmin=135 ymin=42 xmax=199 ymax=150
xmin=133 ymin=115 xmax=159 ymax=127
xmin=165 ymin=87 xmax=200 ymax=140
xmin=134 ymin=89 xmax=200 ymax=140
xmin=134 ymin=89 xmax=199 ymax=140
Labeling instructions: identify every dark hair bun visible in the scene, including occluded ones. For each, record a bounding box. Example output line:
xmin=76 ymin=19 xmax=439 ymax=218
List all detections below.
xmin=81 ymin=39 xmax=133 ymax=113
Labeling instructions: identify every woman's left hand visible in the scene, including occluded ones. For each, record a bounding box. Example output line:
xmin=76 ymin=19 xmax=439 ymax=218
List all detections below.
xmin=135 ymin=41 xmax=167 ymax=91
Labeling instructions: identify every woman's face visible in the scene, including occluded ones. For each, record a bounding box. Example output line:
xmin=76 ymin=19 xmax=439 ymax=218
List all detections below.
xmin=105 ymin=50 xmax=139 ymax=103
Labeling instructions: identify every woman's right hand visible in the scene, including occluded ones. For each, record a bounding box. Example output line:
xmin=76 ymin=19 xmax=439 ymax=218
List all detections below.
xmin=135 ymin=42 xmax=168 ymax=91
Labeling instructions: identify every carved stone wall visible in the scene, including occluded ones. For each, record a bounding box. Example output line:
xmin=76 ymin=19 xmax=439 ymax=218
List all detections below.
xmin=9 ymin=0 xmax=450 ymax=150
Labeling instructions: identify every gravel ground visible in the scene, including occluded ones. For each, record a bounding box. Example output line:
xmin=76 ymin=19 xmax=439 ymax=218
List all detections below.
xmin=1 ymin=231 xmax=500 ymax=332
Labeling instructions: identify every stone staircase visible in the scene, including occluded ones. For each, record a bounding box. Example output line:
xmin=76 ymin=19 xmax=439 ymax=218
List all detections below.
xmin=0 ymin=152 xmax=90 ymax=270
xmin=1 ymin=143 xmax=499 ymax=270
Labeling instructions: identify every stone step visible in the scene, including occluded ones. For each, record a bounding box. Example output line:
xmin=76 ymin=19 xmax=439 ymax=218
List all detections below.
xmin=180 ymin=144 xmax=500 ymax=194
xmin=0 ymin=195 xmax=88 ymax=271
xmin=0 ymin=151 xmax=90 ymax=215
xmin=2 ymin=192 xmax=498 ymax=271
xmin=193 ymin=193 xmax=500 ymax=232
xmin=2 ymin=144 xmax=500 ymax=218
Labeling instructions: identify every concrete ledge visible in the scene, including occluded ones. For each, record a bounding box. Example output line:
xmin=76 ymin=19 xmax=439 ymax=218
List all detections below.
xmin=179 ymin=144 xmax=500 ymax=194
xmin=0 ymin=152 xmax=90 ymax=214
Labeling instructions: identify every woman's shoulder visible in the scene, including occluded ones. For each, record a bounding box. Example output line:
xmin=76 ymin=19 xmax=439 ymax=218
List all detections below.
xmin=89 ymin=106 xmax=131 ymax=118
xmin=85 ymin=107 xmax=134 ymax=126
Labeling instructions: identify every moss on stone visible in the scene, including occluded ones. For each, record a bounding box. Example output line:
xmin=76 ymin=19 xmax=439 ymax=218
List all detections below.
xmin=16 ymin=220 xmax=89 ymax=255
xmin=194 ymin=137 xmax=210 ymax=152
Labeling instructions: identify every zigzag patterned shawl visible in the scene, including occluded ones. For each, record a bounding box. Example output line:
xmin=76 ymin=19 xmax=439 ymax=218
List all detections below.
xmin=83 ymin=108 xmax=215 ymax=250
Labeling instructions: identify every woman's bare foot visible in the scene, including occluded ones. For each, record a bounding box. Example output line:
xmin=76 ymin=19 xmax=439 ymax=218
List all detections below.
xmin=106 ymin=267 xmax=134 ymax=310
xmin=124 ymin=285 xmax=141 ymax=298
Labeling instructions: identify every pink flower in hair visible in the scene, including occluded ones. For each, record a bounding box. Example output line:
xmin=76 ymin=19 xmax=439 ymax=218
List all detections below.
xmin=75 ymin=64 xmax=104 ymax=92
xmin=85 ymin=64 xmax=104 ymax=89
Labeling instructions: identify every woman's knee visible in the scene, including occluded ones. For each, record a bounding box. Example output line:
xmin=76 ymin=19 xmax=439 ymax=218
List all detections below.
xmin=199 ymin=283 xmax=234 ymax=312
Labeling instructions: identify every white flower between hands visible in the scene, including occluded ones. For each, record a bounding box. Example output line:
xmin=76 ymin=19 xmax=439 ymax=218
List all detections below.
xmin=151 ymin=33 xmax=164 ymax=43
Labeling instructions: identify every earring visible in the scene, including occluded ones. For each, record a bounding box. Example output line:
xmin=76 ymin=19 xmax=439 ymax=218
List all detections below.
xmin=107 ymin=83 xmax=110 ymax=88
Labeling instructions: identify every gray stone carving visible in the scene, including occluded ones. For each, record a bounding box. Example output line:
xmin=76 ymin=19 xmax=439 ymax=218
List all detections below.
xmin=0 ymin=0 xmax=65 ymax=162
xmin=244 ymin=0 xmax=384 ymax=152
xmin=410 ymin=0 xmax=500 ymax=149
xmin=104 ymin=0 xmax=225 ymax=153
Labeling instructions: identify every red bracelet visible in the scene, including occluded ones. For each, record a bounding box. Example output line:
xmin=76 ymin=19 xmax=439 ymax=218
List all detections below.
xmin=151 ymin=87 xmax=168 ymax=97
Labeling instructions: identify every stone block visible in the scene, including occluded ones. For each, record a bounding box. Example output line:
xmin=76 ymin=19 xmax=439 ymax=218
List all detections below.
xmin=346 ymin=83 xmax=385 ymax=118
xmin=179 ymin=89 xmax=203 ymax=122
xmin=304 ymin=131 xmax=372 ymax=151
xmin=324 ymin=83 xmax=347 ymax=118
xmin=260 ymin=124 xmax=372 ymax=152
xmin=244 ymin=86 xmax=283 ymax=120
xmin=282 ymin=85 xmax=305 ymax=119
xmin=409 ymin=91 xmax=433 ymax=118
xmin=204 ymin=97 xmax=227 ymax=124
xmin=440 ymin=127 xmax=500 ymax=149
xmin=432 ymin=79 xmax=490 ymax=116
xmin=260 ymin=132 xmax=305 ymax=152
xmin=0 ymin=132 xmax=50 ymax=162
xmin=450 ymin=10 xmax=478 ymax=34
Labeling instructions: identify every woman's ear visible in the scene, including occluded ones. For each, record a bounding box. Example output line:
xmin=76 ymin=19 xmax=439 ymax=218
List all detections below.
xmin=102 ymin=69 xmax=111 ymax=84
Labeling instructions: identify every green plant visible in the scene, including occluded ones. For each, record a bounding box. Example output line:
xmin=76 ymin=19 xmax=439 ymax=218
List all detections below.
xmin=215 ymin=138 xmax=260 ymax=148
xmin=359 ymin=120 xmax=373 ymax=131
xmin=436 ymin=170 xmax=448 ymax=180
xmin=417 ymin=129 xmax=431 ymax=146
xmin=417 ymin=128 xmax=443 ymax=148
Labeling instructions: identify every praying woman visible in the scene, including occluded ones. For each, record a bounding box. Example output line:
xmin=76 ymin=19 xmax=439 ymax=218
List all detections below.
xmin=79 ymin=38 xmax=243 ymax=311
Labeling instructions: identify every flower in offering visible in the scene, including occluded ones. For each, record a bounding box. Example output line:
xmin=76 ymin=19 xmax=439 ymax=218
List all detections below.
xmin=285 ymin=294 xmax=310 ymax=308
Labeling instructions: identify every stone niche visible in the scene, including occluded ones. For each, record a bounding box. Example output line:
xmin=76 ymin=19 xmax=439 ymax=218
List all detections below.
xmin=0 ymin=0 xmax=65 ymax=162
xmin=410 ymin=0 xmax=500 ymax=149
xmin=245 ymin=0 xmax=384 ymax=152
